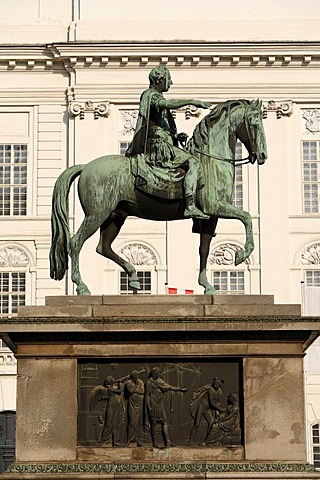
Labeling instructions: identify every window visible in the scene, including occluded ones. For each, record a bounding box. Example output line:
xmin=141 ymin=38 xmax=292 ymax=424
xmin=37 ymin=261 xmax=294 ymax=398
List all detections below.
xmin=0 ymin=144 xmax=27 ymax=216
xmin=302 ymin=141 xmax=320 ymax=213
xmin=305 ymin=270 xmax=320 ymax=287
xmin=0 ymin=272 xmax=26 ymax=315
xmin=119 ymin=271 xmax=151 ymax=294
xmin=233 ymin=142 xmax=244 ymax=209
xmin=119 ymin=141 xmax=131 ymax=156
xmin=213 ymin=271 xmax=245 ymax=294
xmin=312 ymin=423 xmax=320 ymax=468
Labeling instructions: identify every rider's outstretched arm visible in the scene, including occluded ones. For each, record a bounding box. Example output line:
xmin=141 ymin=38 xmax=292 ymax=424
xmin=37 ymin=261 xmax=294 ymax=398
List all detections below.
xmin=158 ymin=98 xmax=211 ymax=110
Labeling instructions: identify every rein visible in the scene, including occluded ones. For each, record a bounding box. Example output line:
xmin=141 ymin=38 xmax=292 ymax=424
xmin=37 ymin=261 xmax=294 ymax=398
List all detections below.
xmin=193 ymin=149 xmax=251 ymax=165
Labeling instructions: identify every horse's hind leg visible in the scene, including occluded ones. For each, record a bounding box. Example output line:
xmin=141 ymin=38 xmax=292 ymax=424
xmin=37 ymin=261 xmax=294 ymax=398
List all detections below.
xmin=69 ymin=214 xmax=106 ymax=295
xmin=96 ymin=214 xmax=141 ymax=290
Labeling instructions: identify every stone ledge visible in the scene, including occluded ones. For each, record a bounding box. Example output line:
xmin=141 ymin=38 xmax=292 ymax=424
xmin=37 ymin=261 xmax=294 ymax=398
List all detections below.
xmin=44 ymin=295 xmax=275 ymax=307
xmin=77 ymin=446 xmax=243 ymax=462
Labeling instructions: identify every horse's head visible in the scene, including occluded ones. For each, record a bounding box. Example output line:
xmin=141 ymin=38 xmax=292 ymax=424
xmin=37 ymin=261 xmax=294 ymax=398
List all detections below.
xmin=238 ymin=100 xmax=268 ymax=165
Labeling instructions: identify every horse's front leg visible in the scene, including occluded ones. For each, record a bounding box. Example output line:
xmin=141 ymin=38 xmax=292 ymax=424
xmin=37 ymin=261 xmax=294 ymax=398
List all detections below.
xmin=216 ymin=201 xmax=254 ymax=265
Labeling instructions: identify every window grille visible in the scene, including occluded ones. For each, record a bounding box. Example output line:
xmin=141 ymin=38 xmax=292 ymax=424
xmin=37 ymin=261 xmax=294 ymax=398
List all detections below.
xmin=302 ymin=141 xmax=320 ymax=213
xmin=120 ymin=271 xmax=151 ymax=294
xmin=0 ymin=144 xmax=27 ymax=216
xmin=312 ymin=423 xmax=320 ymax=468
xmin=212 ymin=271 xmax=245 ymax=294
xmin=0 ymin=272 xmax=26 ymax=315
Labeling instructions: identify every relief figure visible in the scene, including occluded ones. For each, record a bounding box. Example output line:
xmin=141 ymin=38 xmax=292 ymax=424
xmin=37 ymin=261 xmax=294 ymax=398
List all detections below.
xmin=204 ymin=393 xmax=241 ymax=446
xmin=188 ymin=377 xmax=225 ymax=446
xmin=145 ymin=367 xmax=187 ymax=448
xmin=124 ymin=370 xmax=145 ymax=446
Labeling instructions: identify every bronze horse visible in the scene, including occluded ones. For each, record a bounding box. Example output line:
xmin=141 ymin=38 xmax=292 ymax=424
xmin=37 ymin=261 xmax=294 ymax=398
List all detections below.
xmin=50 ymin=99 xmax=267 ymax=295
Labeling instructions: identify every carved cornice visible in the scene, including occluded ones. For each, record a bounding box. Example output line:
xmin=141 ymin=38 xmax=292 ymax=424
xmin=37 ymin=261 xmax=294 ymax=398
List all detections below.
xmin=6 ymin=462 xmax=315 ymax=474
xmin=262 ymin=100 xmax=293 ymax=119
xmin=1 ymin=42 xmax=320 ymax=71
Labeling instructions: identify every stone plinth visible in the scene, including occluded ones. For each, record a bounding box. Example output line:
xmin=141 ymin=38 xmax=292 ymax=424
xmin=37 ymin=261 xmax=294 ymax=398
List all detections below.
xmin=1 ymin=295 xmax=320 ymax=480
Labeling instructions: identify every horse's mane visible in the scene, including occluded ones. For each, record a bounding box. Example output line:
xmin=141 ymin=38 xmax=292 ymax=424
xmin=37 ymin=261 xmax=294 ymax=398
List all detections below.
xmin=187 ymin=99 xmax=251 ymax=154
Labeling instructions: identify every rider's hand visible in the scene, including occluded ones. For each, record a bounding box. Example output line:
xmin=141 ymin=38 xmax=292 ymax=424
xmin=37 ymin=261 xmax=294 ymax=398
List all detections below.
xmin=177 ymin=132 xmax=188 ymax=143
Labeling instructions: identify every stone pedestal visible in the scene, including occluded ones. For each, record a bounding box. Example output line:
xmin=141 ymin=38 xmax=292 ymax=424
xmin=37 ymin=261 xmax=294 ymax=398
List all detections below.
xmin=1 ymin=294 xmax=320 ymax=479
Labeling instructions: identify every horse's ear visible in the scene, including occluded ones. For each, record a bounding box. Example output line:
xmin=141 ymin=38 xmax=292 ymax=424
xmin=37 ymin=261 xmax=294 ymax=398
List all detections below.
xmin=251 ymin=99 xmax=260 ymax=108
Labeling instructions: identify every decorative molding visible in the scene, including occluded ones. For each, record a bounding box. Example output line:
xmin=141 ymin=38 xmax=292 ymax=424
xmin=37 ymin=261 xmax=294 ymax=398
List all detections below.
xmin=301 ymin=243 xmax=320 ymax=265
xmin=0 ymin=246 xmax=29 ymax=268
xmin=68 ymin=100 xmax=111 ymax=119
xmin=6 ymin=462 xmax=315 ymax=474
xmin=209 ymin=243 xmax=250 ymax=266
xmin=0 ymin=352 xmax=17 ymax=365
xmin=262 ymin=100 xmax=293 ymax=119
xmin=171 ymin=105 xmax=201 ymax=120
xmin=119 ymin=244 xmax=157 ymax=266
xmin=302 ymin=109 xmax=320 ymax=133
xmin=119 ymin=110 xmax=138 ymax=135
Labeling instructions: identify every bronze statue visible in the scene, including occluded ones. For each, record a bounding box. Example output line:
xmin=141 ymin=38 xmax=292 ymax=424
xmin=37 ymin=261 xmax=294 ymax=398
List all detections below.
xmin=124 ymin=370 xmax=145 ymax=447
xmin=204 ymin=393 xmax=241 ymax=446
xmin=50 ymin=72 xmax=267 ymax=294
xmin=188 ymin=377 xmax=225 ymax=446
xmin=126 ymin=65 xmax=211 ymax=220
xmin=144 ymin=367 xmax=187 ymax=448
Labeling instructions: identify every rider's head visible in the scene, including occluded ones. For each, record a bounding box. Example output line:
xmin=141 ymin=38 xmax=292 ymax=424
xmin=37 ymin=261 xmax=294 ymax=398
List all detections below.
xmin=149 ymin=65 xmax=172 ymax=91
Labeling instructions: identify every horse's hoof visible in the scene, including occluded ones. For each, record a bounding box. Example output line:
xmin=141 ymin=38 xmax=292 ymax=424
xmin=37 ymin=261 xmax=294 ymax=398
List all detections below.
xmin=77 ymin=286 xmax=91 ymax=295
xmin=129 ymin=280 xmax=141 ymax=290
xmin=235 ymin=250 xmax=245 ymax=266
xmin=204 ymin=286 xmax=217 ymax=295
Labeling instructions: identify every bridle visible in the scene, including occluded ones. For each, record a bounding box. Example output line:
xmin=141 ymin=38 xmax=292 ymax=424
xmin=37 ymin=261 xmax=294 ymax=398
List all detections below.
xmin=192 ymin=105 xmax=257 ymax=166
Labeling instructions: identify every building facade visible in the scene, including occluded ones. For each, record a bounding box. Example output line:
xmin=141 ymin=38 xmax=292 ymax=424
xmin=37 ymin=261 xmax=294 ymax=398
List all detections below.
xmin=0 ymin=0 xmax=320 ymax=468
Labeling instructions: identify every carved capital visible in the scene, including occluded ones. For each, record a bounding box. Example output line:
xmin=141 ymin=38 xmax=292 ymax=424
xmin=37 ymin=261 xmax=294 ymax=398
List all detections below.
xmin=302 ymin=109 xmax=320 ymax=133
xmin=68 ymin=100 xmax=111 ymax=119
xmin=171 ymin=105 xmax=201 ymax=120
xmin=262 ymin=100 xmax=293 ymax=119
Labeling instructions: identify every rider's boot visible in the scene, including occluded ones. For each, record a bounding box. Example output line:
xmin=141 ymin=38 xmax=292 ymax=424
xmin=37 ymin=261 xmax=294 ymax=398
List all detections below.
xmin=184 ymin=196 xmax=210 ymax=220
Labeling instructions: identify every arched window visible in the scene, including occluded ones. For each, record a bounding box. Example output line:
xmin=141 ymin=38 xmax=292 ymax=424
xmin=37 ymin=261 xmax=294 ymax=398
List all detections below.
xmin=0 ymin=245 xmax=30 ymax=316
xmin=301 ymin=242 xmax=320 ymax=286
xmin=208 ymin=243 xmax=250 ymax=294
xmin=118 ymin=243 xmax=158 ymax=295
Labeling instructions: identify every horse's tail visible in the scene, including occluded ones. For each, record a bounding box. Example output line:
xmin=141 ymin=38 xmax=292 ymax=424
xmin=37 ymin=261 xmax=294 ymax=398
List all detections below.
xmin=49 ymin=164 xmax=84 ymax=281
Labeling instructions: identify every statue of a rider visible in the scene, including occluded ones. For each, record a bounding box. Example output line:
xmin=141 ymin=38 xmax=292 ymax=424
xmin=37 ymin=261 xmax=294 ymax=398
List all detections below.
xmin=126 ymin=65 xmax=211 ymax=220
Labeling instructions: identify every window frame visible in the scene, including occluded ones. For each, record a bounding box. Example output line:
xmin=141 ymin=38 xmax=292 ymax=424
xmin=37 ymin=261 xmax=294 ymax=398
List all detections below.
xmin=0 ymin=107 xmax=35 ymax=217
xmin=301 ymin=140 xmax=320 ymax=214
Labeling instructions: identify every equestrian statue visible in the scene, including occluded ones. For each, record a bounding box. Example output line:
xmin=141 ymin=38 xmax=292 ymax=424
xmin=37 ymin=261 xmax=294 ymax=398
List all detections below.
xmin=50 ymin=65 xmax=267 ymax=295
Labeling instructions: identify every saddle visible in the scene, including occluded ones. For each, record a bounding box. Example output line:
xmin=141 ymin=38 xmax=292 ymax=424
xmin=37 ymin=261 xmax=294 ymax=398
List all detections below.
xmin=130 ymin=154 xmax=185 ymax=200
